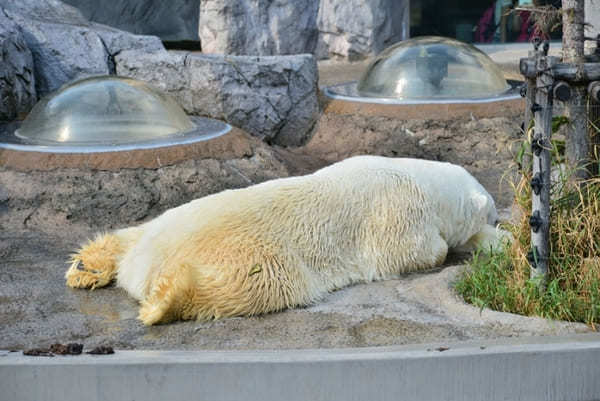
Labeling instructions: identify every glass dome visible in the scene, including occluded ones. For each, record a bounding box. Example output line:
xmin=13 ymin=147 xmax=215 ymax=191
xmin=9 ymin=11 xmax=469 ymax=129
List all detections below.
xmin=357 ymin=36 xmax=510 ymax=100
xmin=5 ymin=76 xmax=230 ymax=152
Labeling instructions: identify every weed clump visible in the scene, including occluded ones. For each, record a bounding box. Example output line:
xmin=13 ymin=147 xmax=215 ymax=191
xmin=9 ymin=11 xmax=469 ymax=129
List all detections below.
xmin=456 ymin=146 xmax=600 ymax=326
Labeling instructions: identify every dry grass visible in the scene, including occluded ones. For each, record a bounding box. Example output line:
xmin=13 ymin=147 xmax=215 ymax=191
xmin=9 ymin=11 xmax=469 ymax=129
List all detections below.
xmin=457 ymin=140 xmax=600 ymax=327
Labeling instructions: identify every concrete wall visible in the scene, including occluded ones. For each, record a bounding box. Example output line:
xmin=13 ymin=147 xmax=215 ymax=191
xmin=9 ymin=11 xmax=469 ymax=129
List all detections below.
xmin=2 ymin=336 xmax=600 ymax=401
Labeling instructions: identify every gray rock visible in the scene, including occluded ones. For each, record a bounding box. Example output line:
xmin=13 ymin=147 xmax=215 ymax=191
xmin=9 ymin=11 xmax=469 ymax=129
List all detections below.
xmin=585 ymin=0 xmax=599 ymax=53
xmin=198 ymin=0 xmax=409 ymax=60
xmin=116 ymin=51 xmax=319 ymax=147
xmin=316 ymin=0 xmax=409 ymax=60
xmin=0 ymin=0 xmax=89 ymax=25
xmin=200 ymin=0 xmax=319 ymax=56
xmin=188 ymin=53 xmax=319 ymax=146
xmin=114 ymin=50 xmax=192 ymax=109
xmin=8 ymin=14 xmax=110 ymax=97
xmin=0 ymin=0 xmax=165 ymax=97
xmin=63 ymin=0 xmax=199 ymax=42
xmin=91 ymin=23 xmax=165 ymax=67
xmin=0 ymin=9 xmax=36 ymax=121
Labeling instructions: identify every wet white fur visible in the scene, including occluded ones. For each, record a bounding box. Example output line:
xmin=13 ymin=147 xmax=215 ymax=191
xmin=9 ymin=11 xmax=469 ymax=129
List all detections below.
xmin=70 ymin=156 xmax=505 ymax=323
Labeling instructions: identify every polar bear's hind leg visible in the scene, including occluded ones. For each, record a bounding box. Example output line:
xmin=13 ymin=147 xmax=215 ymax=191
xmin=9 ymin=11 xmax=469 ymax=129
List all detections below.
xmin=137 ymin=252 xmax=314 ymax=325
xmin=137 ymin=262 xmax=196 ymax=325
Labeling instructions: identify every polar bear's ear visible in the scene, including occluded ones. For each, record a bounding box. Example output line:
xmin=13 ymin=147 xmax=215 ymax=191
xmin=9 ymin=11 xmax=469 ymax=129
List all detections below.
xmin=469 ymin=191 xmax=498 ymax=226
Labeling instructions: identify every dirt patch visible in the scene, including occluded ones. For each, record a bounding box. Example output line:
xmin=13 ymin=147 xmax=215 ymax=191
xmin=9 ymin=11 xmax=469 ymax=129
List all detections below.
xmin=0 ymin=137 xmax=290 ymax=234
xmin=280 ymin=111 xmax=522 ymax=208
xmin=349 ymin=317 xmax=469 ymax=347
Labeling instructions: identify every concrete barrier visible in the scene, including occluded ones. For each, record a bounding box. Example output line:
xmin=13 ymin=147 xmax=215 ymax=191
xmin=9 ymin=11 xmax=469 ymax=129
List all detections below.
xmin=2 ymin=335 xmax=600 ymax=401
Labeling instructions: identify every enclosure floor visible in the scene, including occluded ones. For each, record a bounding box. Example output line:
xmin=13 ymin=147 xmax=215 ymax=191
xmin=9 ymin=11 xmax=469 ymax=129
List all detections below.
xmin=0 ymin=227 xmax=590 ymax=351
xmin=1 ymin=56 xmax=595 ymax=351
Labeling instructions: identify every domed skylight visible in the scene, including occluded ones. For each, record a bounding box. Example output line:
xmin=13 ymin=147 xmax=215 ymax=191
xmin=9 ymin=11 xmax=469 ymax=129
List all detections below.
xmin=357 ymin=36 xmax=510 ymax=100
xmin=3 ymin=76 xmax=230 ymax=152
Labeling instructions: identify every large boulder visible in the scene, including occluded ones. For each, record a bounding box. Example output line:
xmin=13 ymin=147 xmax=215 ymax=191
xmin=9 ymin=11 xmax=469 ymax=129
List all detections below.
xmin=91 ymin=23 xmax=164 ymax=70
xmin=0 ymin=9 xmax=36 ymax=121
xmin=1 ymin=0 xmax=89 ymax=25
xmin=585 ymin=0 xmax=599 ymax=53
xmin=198 ymin=0 xmax=409 ymax=60
xmin=116 ymin=51 xmax=319 ymax=147
xmin=200 ymin=0 xmax=319 ymax=55
xmin=62 ymin=0 xmax=199 ymax=42
xmin=9 ymin=19 xmax=110 ymax=98
xmin=316 ymin=0 xmax=408 ymax=60
xmin=0 ymin=0 xmax=164 ymax=97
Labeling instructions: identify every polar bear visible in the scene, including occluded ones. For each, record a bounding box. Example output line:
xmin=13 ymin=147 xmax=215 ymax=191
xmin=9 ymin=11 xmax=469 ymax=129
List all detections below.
xmin=65 ymin=156 xmax=504 ymax=325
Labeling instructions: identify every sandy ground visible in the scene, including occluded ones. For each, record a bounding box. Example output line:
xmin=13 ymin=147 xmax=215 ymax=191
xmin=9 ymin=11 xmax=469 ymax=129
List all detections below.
xmin=0 ymin=60 xmax=596 ymax=351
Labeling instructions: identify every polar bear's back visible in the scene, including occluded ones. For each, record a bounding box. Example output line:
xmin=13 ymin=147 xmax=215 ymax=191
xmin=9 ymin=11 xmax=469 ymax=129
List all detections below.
xmin=126 ymin=157 xmax=440 ymax=295
xmin=146 ymin=155 xmax=495 ymax=256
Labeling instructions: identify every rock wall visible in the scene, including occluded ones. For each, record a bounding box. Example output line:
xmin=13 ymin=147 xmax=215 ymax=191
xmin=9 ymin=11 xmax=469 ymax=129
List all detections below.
xmin=115 ymin=51 xmax=319 ymax=147
xmin=0 ymin=0 xmax=164 ymax=98
xmin=0 ymin=0 xmax=320 ymax=147
xmin=18 ymin=0 xmax=410 ymax=60
xmin=585 ymin=0 xmax=599 ymax=53
xmin=62 ymin=0 xmax=199 ymax=42
xmin=316 ymin=0 xmax=408 ymax=60
xmin=200 ymin=0 xmax=319 ymax=55
xmin=0 ymin=133 xmax=290 ymax=232
xmin=0 ymin=9 xmax=36 ymax=121
xmin=199 ymin=0 xmax=409 ymax=60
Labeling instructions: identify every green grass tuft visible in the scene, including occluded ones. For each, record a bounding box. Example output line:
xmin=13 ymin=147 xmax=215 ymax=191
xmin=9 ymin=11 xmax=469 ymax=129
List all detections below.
xmin=456 ymin=121 xmax=600 ymax=327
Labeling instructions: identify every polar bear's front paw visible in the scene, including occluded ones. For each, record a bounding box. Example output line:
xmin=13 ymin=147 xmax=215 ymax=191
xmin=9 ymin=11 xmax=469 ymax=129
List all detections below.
xmin=65 ymin=257 xmax=110 ymax=289
xmin=65 ymin=234 xmax=122 ymax=290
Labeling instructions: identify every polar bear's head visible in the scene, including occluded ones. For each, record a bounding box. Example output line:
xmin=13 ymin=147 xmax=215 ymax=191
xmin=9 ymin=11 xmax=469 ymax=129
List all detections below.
xmin=486 ymin=203 xmax=500 ymax=226
xmin=469 ymin=190 xmax=499 ymax=227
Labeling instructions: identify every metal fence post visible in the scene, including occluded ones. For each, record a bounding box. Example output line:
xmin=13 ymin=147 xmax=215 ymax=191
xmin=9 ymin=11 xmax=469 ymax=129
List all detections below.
xmin=527 ymin=41 xmax=556 ymax=288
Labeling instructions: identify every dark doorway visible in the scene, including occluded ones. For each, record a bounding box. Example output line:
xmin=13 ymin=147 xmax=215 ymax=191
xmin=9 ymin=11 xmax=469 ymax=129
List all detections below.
xmin=410 ymin=0 xmax=562 ymax=43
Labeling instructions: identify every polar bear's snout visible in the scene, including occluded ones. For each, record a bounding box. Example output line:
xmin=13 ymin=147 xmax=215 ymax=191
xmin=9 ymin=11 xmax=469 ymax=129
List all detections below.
xmin=487 ymin=208 xmax=500 ymax=227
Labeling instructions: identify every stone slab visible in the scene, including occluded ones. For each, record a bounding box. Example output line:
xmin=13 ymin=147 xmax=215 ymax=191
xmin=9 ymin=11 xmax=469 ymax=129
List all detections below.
xmin=2 ymin=335 xmax=600 ymax=401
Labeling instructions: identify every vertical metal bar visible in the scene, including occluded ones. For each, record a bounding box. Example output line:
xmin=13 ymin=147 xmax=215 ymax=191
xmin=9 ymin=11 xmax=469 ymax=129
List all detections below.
xmin=589 ymin=81 xmax=600 ymax=176
xmin=522 ymin=50 xmax=538 ymax=171
xmin=529 ymin=51 xmax=555 ymax=287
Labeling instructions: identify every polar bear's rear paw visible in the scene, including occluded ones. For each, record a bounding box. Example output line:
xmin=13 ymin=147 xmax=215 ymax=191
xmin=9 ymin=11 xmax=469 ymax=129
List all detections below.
xmin=65 ymin=233 xmax=122 ymax=290
xmin=138 ymin=300 xmax=171 ymax=326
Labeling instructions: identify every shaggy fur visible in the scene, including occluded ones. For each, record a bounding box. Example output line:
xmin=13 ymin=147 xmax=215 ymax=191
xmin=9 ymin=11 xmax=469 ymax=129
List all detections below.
xmin=65 ymin=156 xmax=503 ymax=325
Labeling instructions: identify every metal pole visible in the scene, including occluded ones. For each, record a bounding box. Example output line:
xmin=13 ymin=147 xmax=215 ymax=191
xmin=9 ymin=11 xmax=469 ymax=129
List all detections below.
xmin=589 ymin=81 xmax=600 ymax=176
xmin=528 ymin=40 xmax=555 ymax=289
xmin=521 ymin=49 xmax=538 ymax=171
